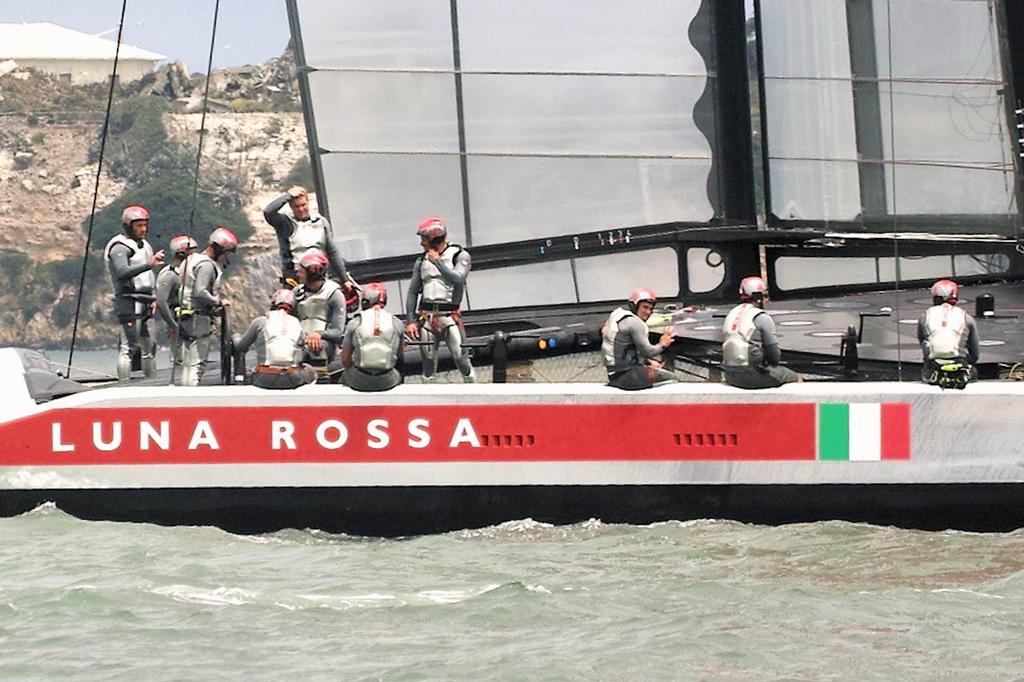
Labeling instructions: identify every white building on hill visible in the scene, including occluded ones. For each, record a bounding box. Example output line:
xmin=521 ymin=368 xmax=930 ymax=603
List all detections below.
xmin=0 ymin=22 xmax=164 ymax=85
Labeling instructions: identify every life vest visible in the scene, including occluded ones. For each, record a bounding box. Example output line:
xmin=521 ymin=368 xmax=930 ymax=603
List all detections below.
xmin=296 ymin=279 xmax=342 ymax=334
xmin=721 ymin=303 xmax=763 ymax=367
xmin=289 ymin=217 xmax=328 ymax=269
xmin=178 ymin=253 xmax=221 ymax=314
xmin=601 ymin=307 xmax=636 ymax=370
xmin=419 ymin=244 xmax=465 ymax=307
xmin=354 ymin=306 xmax=397 ymax=371
xmin=261 ymin=309 xmax=304 ymax=367
xmin=923 ymin=303 xmax=968 ymax=360
xmin=104 ymin=233 xmax=155 ymax=296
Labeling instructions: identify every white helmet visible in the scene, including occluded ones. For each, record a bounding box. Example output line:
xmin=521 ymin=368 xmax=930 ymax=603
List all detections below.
xmin=121 ymin=205 xmax=149 ymax=232
xmin=168 ymin=233 xmax=197 ymax=257
xmin=208 ymin=226 xmax=238 ymax=254
xmin=739 ymin=276 xmax=768 ymax=300
xmin=627 ymin=287 xmax=657 ymax=311
xmin=931 ymin=279 xmax=958 ymax=303
xmin=270 ymin=288 xmax=295 ymax=311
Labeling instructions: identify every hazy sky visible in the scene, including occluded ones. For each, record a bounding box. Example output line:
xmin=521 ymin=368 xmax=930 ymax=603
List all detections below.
xmin=2 ymin=0 xmax=292 ymax=72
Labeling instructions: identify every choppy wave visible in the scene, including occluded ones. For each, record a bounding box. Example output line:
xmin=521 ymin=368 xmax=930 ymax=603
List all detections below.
xmin=1 ymin=511 xmax=1024 ymax=679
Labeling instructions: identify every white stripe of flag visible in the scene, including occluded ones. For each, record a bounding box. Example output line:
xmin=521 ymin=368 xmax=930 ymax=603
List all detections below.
xmin=848 ymin=403 xmax=882 ymax=461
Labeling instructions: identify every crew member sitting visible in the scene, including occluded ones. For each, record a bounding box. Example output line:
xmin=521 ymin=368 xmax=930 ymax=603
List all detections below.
xmin=294 ymin=249 xmax=346 ymax=373
xmin=340 ymin=283 xmax=405 ymax=392
xmin=721 ymin=276 xmax=802 ymax=389
xmin=918 ymin=279 xmax=980 ymax=388
xmin=232 ymin=288 xmax=317 ymax=390
xmin=601 ymin=287 xmax=677 ymax=390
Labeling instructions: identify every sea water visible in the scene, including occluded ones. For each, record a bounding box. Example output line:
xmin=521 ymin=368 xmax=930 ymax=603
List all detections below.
xmin=1 ymin=507 xmax=1022 ymax=681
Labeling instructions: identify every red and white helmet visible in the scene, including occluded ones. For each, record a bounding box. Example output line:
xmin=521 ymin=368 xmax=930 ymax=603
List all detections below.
xmin=628 ymin=287 xmax=657 ymax=310
xmin=168 ymin=233 xmax=198 ymax=257
xmin=298 ymin=249 xmax=330 ymax=278
xmin=121 ymin=204 xmax=149 ymax=229
xmin=208 ymin=226 xmax=238 ymax=254
xmin=270 ymin=288 xmax=295 ymax=311
xmin=931 ymin=279 xmax=958 ymax=303
xmin=739 ymin=276 xmax=768 ymax=300
xmin=417 ymin=216 xmax=447 ymax=242
xmin=361 ymin=282 xmax=388 ymax=308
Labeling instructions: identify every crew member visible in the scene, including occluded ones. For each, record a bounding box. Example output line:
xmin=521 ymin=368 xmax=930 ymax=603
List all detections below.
xmin=176 ymin=226 xmax=238 ymax=386
xmin=340 ymin=283 xmax=404 ymax=392
xmin=601 ymin=287 xmax=677 ymax=390
xmin=918 ymin=279 xmax=980 ymax=386
xmin=404 ymin=216 xmax=475 ymax=383
xmin=263 ymin=185 xmax=350 ymax=288
xmin=104 ymin=204 xmax=165 ymax=380
xmin=721 ymin=276 xmax=802 ymax=389
xmin=294 ymin=249 xmax=346 ymax=371
xmin=232 ymin=288 xmax=317 ymax=390
xmin=155 ymin=233 xmax=197 ymax=385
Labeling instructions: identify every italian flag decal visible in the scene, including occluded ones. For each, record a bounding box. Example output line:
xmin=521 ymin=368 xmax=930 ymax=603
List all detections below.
xmin=818 ymin=403 xmax=910 ymax=461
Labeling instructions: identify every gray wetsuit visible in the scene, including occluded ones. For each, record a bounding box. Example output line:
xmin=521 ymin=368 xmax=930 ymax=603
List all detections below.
xmin=601 ymin=307 xmax=677 ymax=390
xmin=341 ymin=308 xmax=404 ymax=391
xmin=263 ymin=193 xmax=349 ymax=282
xmin=405 ymin=244 xmax=474 ymax=382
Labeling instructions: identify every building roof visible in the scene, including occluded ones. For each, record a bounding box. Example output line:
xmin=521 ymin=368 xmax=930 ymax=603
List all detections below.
xmin=0 ymin=22 xmax=165 ymax=62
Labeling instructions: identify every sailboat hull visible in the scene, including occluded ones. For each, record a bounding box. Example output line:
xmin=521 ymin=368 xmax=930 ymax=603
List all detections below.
xmin=1 ymin=380 xmax=1022 ymax=534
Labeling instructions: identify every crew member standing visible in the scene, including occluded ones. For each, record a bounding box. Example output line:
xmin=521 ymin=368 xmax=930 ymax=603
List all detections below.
xmin=404 ymin=216 xmax=475 ymax=383
xmin=601 ymin=287 xmax=677 ymax=390
xmin=263 ymin=185 xmax=350 ymax=288
xmin=918 ymin=279 xmax=980 ymax=386
xmin=155 ymin=233 xmax=196 ymax=385
xmin=232 ymin=289 xmax=317 ymax=390
xmin=104 ymin=204 xmax=165 ymax=380
xmin=721 ymin=276 xmax=802 ymax=389
xmin=341 ymin=283 xmax=404 ymax=391
xmin=176 ymin=227 xmax=238 ymax=386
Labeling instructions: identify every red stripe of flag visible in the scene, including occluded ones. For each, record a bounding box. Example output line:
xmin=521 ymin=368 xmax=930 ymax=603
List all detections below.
xmin=881 ymin=403 xmax=910 ymax=460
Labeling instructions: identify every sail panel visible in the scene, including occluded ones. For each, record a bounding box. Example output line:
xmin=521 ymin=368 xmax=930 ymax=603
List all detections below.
xmin=759 ymin=0 xmax=1018 ymax=231
xmin=318 ymin=153 xmax=467 ymax=261
xmin=292 ymin=0 xmax=720 ymax=269
xmin=466 ymin=157 xmax=713 ymax=246
xmin=456 ymin=0 xmax=705 ymax=74
xmin=295 ymin=0 xmax=453 ymax=70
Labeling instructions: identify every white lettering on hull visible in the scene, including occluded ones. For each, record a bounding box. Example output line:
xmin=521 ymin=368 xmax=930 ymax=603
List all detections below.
xmin=47 ymin=417 xmax=484 ymax=454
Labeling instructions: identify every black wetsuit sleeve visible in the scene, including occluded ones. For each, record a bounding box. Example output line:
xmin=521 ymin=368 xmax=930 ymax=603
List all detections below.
xmin=264 ymin=193 xmax=296 ymax=278
xmin=108 ymin=242 xmax=152 ymax=283
xmin=155 ymin=268 xmax=179 ymax=329
xmin=232 ymin=317 xmax=264 ymax=354
xmin=405 ymin=258 xmax=424 ymax=320
xmin=321 ymin=217 xmax=349 ymax=282
xmin=965 ymin=316 xmax=980 ymax=364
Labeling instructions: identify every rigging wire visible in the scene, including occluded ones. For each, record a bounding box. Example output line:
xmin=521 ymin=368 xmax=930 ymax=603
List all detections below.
xmin=66 ymin=0 xmax=128 ymax=377
xmin=884 ymin=0 xmax=903 ymax=380
xmin=189 ymin=0 xmax=221 ymax=231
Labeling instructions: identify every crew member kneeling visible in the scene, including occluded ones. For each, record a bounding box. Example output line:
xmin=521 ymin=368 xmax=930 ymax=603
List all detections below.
xmin=918 ymin=279 xmax=979 ymax=387
xmin=341 ymin=283 xmax=404 ymax=392
xmin=232 ymin=289 xmax=317 ymax=390
xmin=721 ymin=276 xmax=802 ymax=389
xmin=602 ymin=287 xmax=677 ymax=390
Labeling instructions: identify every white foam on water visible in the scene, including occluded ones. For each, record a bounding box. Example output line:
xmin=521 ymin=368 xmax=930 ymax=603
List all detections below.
xmin=150 ymin=585 xmax=258 ymax=606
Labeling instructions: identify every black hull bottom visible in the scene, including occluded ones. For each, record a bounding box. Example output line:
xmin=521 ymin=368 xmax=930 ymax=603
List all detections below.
xmin=1 ymin=484 xmax=1022 ymax=535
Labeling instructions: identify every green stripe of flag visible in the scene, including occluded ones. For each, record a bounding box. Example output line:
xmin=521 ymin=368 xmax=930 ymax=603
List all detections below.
xmin=818 ymin=403 xmax=849 ymax=460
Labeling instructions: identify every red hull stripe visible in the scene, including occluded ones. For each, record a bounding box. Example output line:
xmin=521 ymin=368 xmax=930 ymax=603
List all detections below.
xmin=880 ymin=403 xmax=911 ymax=460
xmin=0 ymin=404 xmax=818 ymax=466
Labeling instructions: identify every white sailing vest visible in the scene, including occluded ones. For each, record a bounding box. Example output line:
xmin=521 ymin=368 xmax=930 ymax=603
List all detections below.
xmin=261 ymin=309 xmax=304 ymax=367
xmin=923 ymin=303 xmax=968 ymax=360
xmin=289 ymin=218 xmax=327 ymax=268
xmin=354 ymin=307 xmax=397 ymax=371
xmin=178 ymin=253 xmax=221 ymax=312
xmin=296 ymin=279 xmax=342 ymax=334
xmin=419 ymin=245 xmax=463 ymax=306
xmin=601 ymin=307 xmax=635 ymax=369
xmin=721 ymin=303 xmax=763 ymax=367
xmin=104 ymin=234 xmax=156 ymax=295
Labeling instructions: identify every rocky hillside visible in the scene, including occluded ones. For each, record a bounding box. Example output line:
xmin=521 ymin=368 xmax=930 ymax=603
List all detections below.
xmin=0 ymin=52 xmax=317 ymax=347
